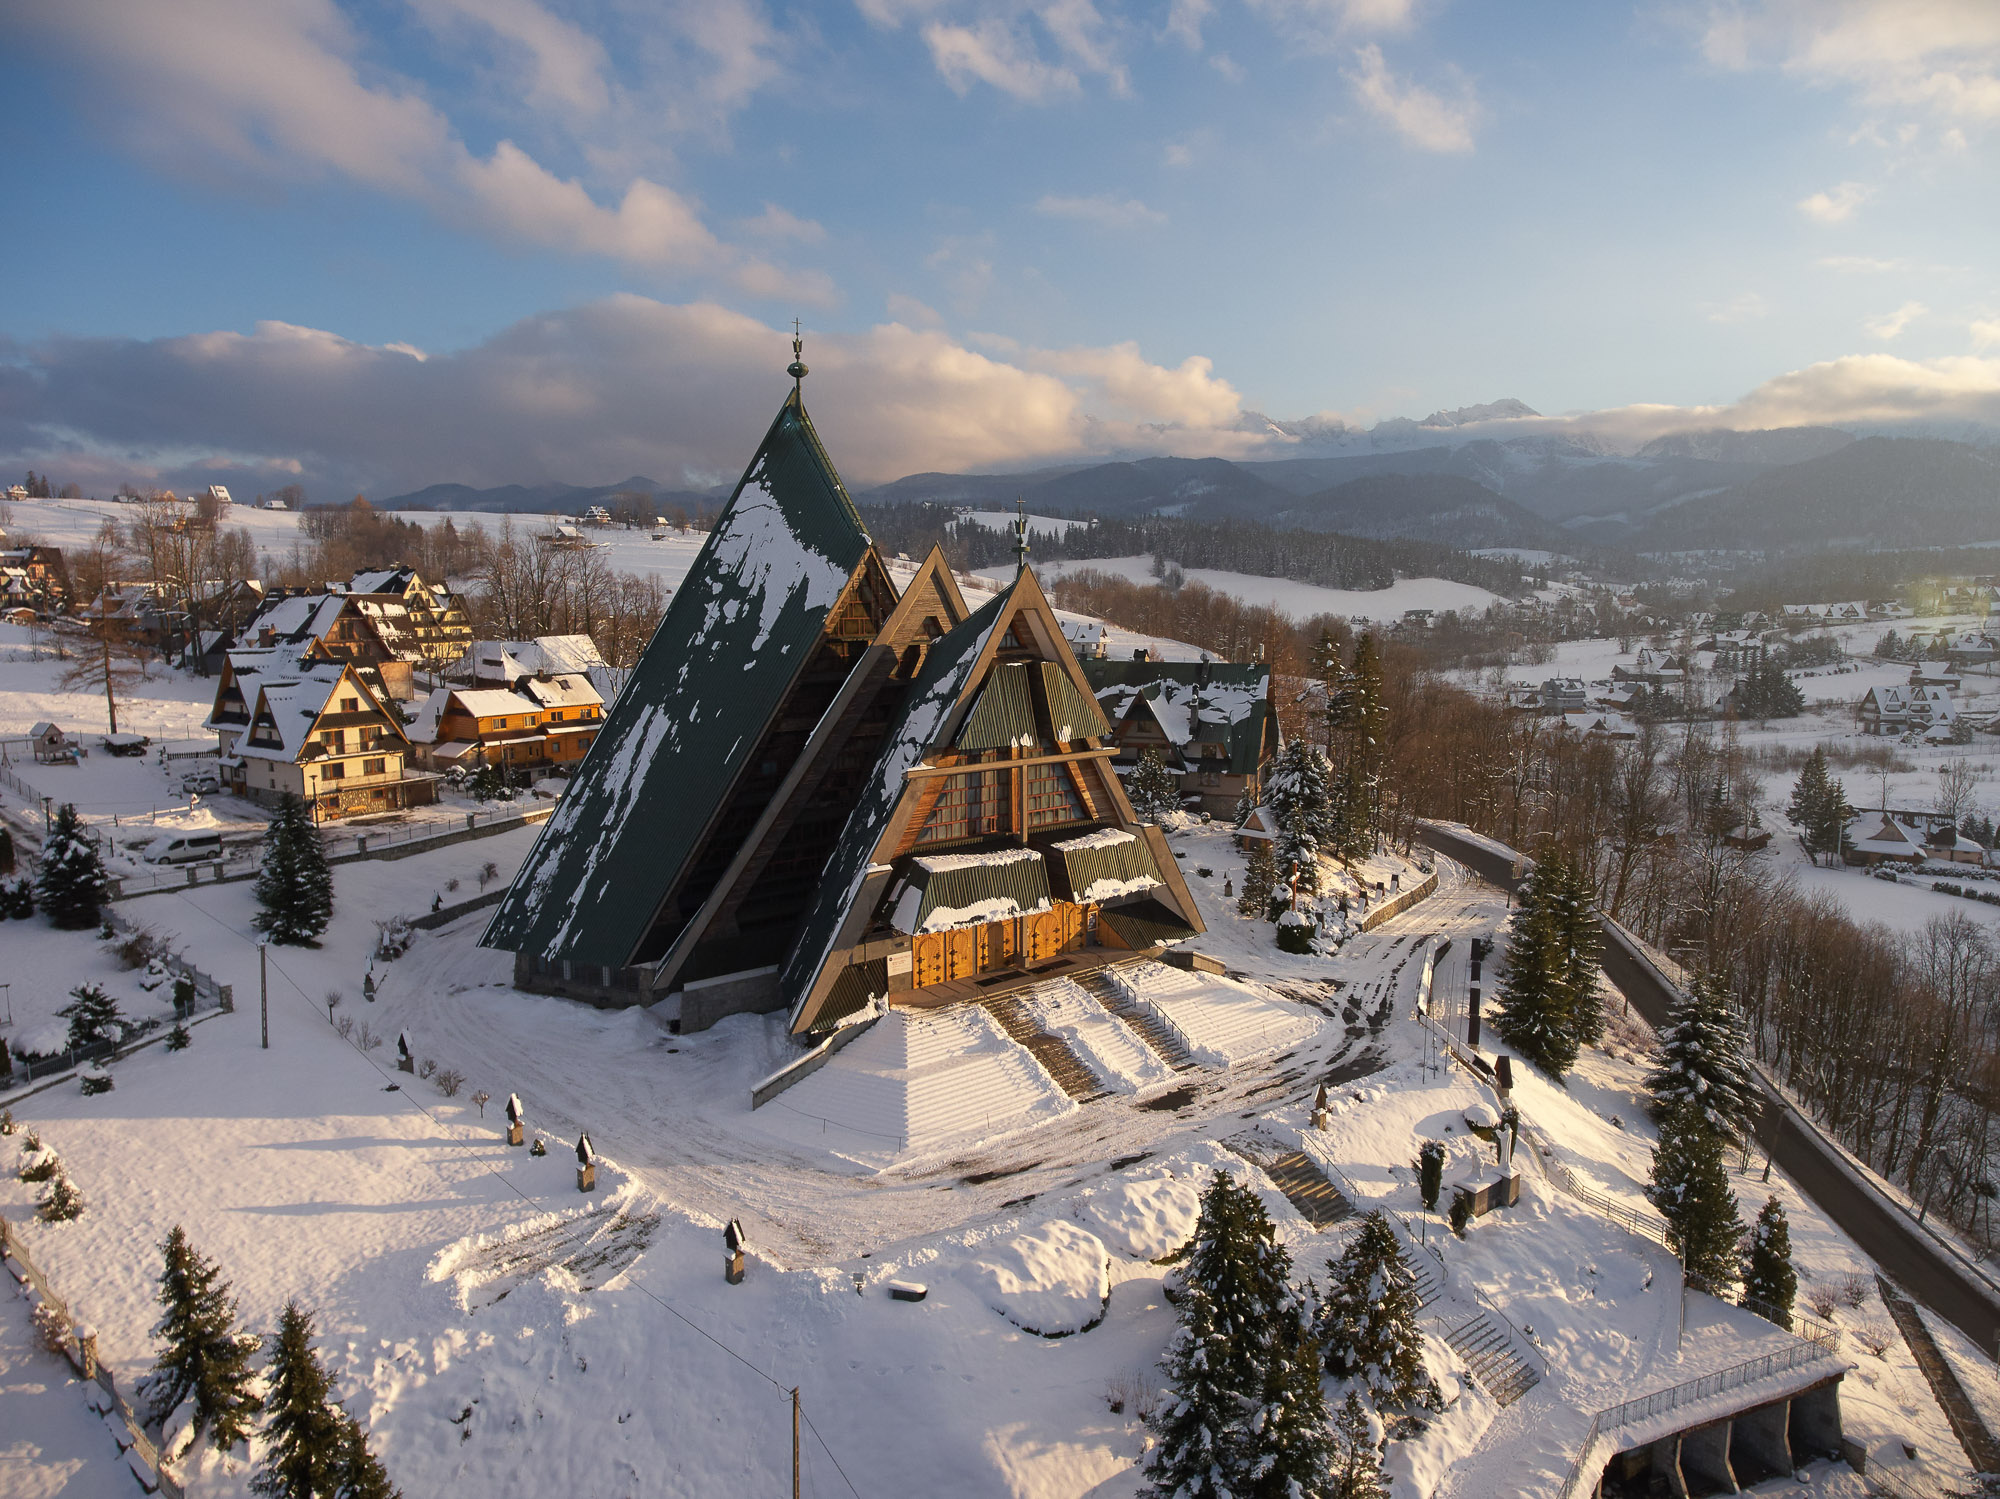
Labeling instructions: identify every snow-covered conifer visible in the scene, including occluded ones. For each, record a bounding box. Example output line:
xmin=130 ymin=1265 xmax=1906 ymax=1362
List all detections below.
xmin=36 ymin=803 xmax=109 ymax=929
xmin=333 ymin=1410 xmax=401 ymax=1499
xmin=1238 ymin=840 xmax=1278 ymax=919
xmin=144 ymin=1226 xmax=263 ymax=1448
xmin=1127 ymin=748 xmax=1182 ymax=823
xmin=1493 ymin=868 xmax=1576 ymax=1078
xmin=1554 ymin=856 xmax=1604 ymax=1047
xmin=252 ymin=1301 xmax=342 ymax=1499
xmin=1266 ymin=741 xmax=1331 ymax=896
xmin=1648 ymin=1109 xmax=1746 ymax=1285
xmin=56 ymin=982 xmax=124 ymax=1051
xmin=1244 ymin=1303 xmax=1336 ymax=1499
xmin=1146 ymin=1173 xmax=1301 ymax=1498
xmin=1232 ymin=783 xmax=1257 ymax=829
xmin=1741 ymin=1196 xmax=1796 ymax=1330
xmin=1317 ymin=1212 xmax=1440 ymax=1412
xmin=38 ymin=1167 xmax=84 ymax=1222
xmin=253 ymin=795 xmax=333 ymax=946
xmin=1644 ymin=972 xmax=1757 ymax=1142
xmin=1329 ymin=1390 xmax=1387 ymax=1499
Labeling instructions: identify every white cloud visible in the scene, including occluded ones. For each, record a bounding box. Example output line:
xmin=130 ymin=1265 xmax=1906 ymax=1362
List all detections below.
xmin=0 ymin=302 xmax=1277 ymax=493
xmin=925 ymin=20 xmax=1082 ymax=100
xmin=886 ymin=293 xmax=944 ymax=326
xmin=1864 ymin=300 xmax=1928 ymax=339
xmin=1797 ymin=180 xmax=1873 ymax=222
xmin=1164 ymin=0 xmax=1212 ymax=50
xmin=1034 ymin=193 xmax=1167 ymax=228
xmin=1818 ymin=253 xmax=1908 ymax=272
xmin=409 ymin=0 xmax=610 ymax=117
xmin=1345 ymin=44 xmax=1478 ymax=153
xmin=739 ymin=203 xmax=827 ymax=243
xmin=1248 ymin=0 xmax=1420 ymax=49
xmin=9 ymin=0 xmax=817 ymax=288
xmin=1701 ymin=1 xmax=2000 ymax=131
xmin=1701 ymin=292 xmax=1770 ymax=325
xmin=1973 ymin=319 xmax=2000 ymax=352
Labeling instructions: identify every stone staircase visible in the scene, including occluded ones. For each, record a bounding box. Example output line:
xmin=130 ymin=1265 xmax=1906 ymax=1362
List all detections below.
xmin=1438 ymin=1310 xmax=1540 ymax=1406
xmin=1076 ymin=968 xmax=1200 ymax=1072
xmin=977 ymin=992 xmax=1111 ymax=1102
xmin=1224 ymin=1137 xmax=1356 ymax=1228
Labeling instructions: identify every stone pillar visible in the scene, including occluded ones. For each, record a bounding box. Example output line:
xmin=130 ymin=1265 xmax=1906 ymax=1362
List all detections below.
xmin=1790 ymin=1378 xmax=1844 ymax=1461
xmin=1646 ymin=1435 xmax=1688 ymax=1499
xmin=75 ymin=1323 xmax=98 ymax=1380
xmin=1679 ymin=1419 xmax=1737 ymax=1495
xmin=1730 ymin=1400 xmax=1793 ymax=1485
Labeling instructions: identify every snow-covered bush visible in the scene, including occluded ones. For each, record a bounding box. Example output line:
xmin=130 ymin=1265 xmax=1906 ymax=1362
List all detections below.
xmin=373 ymin=915 xmax=414 ymax=962
xmin=32 ymin=1300 xmax=71 ymax=1356
xmin=79 ymin=1071 xmax=114 ymax=1097
xmin=1276 ymin=910 xmax=1316 ymax=954
xmin=962 ymin=1221 xmax=1110 ymax=1336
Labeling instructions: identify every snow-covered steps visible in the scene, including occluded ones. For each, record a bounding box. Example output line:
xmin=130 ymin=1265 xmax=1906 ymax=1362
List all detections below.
xmin=1106 ymin=961 xmax=1318 ymax=1066
xmin=1015 ymin=978 xmax=1177 ymax=1095
xmin=1235 ymin=1145 xmax=1356 ymax=1229
xmin=1074 ymin=968 xmax=1200 ymax=1071
xmin=977 ymin=990 xmax=1110 ymax=1102
xmin=758 ymin=1006 xmax=1074 ymax=1161
xmin=1440 ymin=1309 xmax=1540 ymax=1407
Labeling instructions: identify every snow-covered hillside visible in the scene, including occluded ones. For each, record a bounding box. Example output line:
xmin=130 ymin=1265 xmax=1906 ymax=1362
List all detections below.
xmin=975 ymin=555 xmax=1509 ymax=623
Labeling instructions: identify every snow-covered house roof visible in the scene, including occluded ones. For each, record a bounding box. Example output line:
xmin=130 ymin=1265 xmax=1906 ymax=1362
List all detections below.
xmin=520 ymin=673 xmax=601 ymax=712
xmin=471 ymin=635 xmax=608 ymax=683
xmin=405 ymin=687 xmax=449 ymax=747
xmin=1845 ymin=813 xmax=1928 ymax=860
xmin=1079 ymin=660 xmax=1274 ymax=775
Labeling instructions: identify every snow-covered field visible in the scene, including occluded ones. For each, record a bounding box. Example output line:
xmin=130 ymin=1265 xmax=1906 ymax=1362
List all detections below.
xmin=1 ymin=639 xmax=1992 ymax=1496
xmin=975 ymin=555 xmax=1509 ymax=623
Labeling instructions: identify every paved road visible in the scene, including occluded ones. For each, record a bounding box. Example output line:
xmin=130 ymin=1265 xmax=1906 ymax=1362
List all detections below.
xmin=1415 ymin=821 xmax=2000 ymax=1360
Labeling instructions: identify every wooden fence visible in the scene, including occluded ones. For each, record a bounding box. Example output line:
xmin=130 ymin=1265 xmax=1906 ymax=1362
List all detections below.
xmin=1 ymin=1214 xmax=184 ymax=1497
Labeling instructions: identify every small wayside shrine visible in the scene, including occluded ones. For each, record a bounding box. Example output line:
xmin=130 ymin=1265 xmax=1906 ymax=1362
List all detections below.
xmin=483 ymin=344 xmax=1204 ymax=1037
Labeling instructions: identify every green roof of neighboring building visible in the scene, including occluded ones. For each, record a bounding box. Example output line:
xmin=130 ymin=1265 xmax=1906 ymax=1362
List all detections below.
xmin=482 ymin=392 xmax=873 ymax=967
xmin=1079 ymin=659 xmax=1273 ymax=776
xmin=1098 ymin=897 xmax=1200 ymax=949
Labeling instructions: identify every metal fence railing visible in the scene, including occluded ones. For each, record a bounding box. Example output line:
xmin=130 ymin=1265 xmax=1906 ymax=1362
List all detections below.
xmin=1 ymin=1214 xmax=184 ymax=1498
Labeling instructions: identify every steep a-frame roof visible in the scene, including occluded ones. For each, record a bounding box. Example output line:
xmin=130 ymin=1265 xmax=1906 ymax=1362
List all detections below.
xmin=482 ymin=391 xmax=876 ymax=966
xmin=781 ymin=587 xmax=1013 ymax=1032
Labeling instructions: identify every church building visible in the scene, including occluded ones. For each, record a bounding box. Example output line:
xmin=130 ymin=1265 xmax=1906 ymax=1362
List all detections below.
xmin=482 ymin=348 xmax=1204 ymax=1036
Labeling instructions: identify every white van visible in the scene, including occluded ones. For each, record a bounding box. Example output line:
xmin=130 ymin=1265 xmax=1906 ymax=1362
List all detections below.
xmin=143 ymin=831 xmax=224 ymax=865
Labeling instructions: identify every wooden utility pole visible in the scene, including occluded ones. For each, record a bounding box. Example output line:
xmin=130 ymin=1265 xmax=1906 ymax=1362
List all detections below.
xmin=100 ymin=631 xmax=118 ymax=735
xmin=259 ymin=941 xmax=269 ymax=1049
xmin=792 ymin=1387 xmax=800 ymax=1499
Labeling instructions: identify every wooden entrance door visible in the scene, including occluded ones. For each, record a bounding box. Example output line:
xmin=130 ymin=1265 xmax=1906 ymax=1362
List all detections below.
xmin=944 ymin=927 xmax=978 ymax=981
xmin=977 ymin=920 xmax=1017 ymax=972
xmin=913 ymin=934 xmax=947 ymax=989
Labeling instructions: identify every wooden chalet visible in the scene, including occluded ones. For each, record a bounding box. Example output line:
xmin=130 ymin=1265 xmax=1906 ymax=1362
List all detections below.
xmin=224 ymin=660 xmax=435 ymax=818
xmin=483 ymin=375 xmax=1203 ymax=1034
xmin=345 ymin=567 xmax=473 ymax=666
xmin=1079 ymin=658 xmax=1277 ymax=817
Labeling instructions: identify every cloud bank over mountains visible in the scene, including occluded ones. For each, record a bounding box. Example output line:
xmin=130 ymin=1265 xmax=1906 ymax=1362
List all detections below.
xmin=5 ymin=298 xmax=2000 ymax=501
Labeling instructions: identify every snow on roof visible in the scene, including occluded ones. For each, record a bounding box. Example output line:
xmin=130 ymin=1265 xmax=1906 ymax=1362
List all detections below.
xmin=240 ymin=674 xmax=342 ymax=762
xmin=1050 ymin=827 xmax=1137 ymax=852
xmin=911 ymin=846 xmax=1042 ymax=874
xmin=405 ymin=687 xmax=450 ymax=746
xmin=452 ymin=688 xmax=541 ymax=717
xmin=520 ymin=673 xmax=601 ymax=710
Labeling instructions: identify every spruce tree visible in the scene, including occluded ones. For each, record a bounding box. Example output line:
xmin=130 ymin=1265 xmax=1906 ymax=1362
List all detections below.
xmin=1232 ymin=783 xmax=1257 ymax=828
xmin=1329 ymin=1391 xmax=1387 ymax=1499
xmin=1493 ymin=862 xmax=1578 ymax=1078
xmin=1644 ymin=972 xmax=1757 ymax=1141
xmin=1244 ymin=1306 xmax=1336 ymax=1499
xmin=253 ymin=794 xmax=333 ymax=946
xmin=0 ymin=824 xmax=14 ymax=875
xmin=1146 ymin=1173 xmax=1302 ymax=1499
xmin=334 ymin=1411 xmax=401 ymax=1499
xmin=144 ymin=1226 xmax=263 ymax=1448
xmin=253 ymin=1301 xmax=344 ymax=1499
xmin=1239 ymin=839 xmax=1278 ymax=920
xmin=38 ymin=1167 xmax=85 ymax=1222
xmin=1785 ymin=748 xmax=1851 ymax=864
xmin=36 ymin=803 xmax=109 ymax=929
xmin=1648 ymin=1109 xmax=1746 ymax=1284
xmin=1317 ymin=1212 xmax=1441 ymax=1412
xmin=1127 ymin=748 xmax=1182 ymax=822
xmin=1345 ymin=634 xmax=1386 ymax=838
xmin=1327 ymin=759 xmax=1372 ymax=867
xmin=57 ymin=982 xmax=124 ymax=1051
xmin=1553 ymin=854 xmax=1604 ymax=1048
xmin=1741 ymin=1196 xmax=1796 ymax=1330
xmin=1266 ymin=741 xmax=1331 ymax=897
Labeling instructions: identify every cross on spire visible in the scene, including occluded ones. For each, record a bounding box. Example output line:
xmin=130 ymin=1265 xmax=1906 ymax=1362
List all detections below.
xmin=787 ymin=319 xmax=809 ymax=390
xmin=1013 ymin=496 xmax=1030 ymax=577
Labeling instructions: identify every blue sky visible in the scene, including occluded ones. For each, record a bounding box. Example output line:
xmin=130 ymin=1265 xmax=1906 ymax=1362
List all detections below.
xmin=3 ymin=0 xmax=1998 ymax=495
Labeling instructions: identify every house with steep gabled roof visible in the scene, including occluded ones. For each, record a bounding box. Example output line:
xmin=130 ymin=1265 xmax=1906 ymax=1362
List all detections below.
xmin=226 ymin=660 xmax=435 ymax=819
xmin=482 ymin=376 xmax=1203 ymax=1035
xmin=1079 ymin=658 xmax=1277 ymax=817
xmin=341 ymin=566 xmax=471 ymax=665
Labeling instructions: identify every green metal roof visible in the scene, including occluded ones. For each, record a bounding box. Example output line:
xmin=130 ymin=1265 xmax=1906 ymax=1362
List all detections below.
xmin=783 ymin=587 xmax=1013 ymax=1030
xmin=807 ymin=958 xmax=887 ymax=1035
xmin=1078 ymin=660 xmax=1273 ymax=776
xmin=1099 ymin=897 xmax=1199 ymax=949
xmin=1040 ymin=663 xmax=1111 ymax=741
xmin=955 ymin=660 xmax=1039 ymax=750
xmin=482 ymin=392 xmax=874 ymax=967
xmin=1044 ymin=827 xmax=1163 ymax=904
xmin=889 ymin=847 xmax=1053 ymax=934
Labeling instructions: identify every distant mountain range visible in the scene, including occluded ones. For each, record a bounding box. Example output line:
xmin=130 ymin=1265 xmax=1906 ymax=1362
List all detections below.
xmin=380 ymin=411 xmax=2000 ymax=556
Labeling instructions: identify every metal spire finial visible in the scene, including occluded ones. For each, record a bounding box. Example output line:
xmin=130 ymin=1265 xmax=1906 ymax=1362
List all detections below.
xmin=787 ymin=318 xmax=808 ymax=389
xmin=1013 ymin=496 xmax=1030 ymax=578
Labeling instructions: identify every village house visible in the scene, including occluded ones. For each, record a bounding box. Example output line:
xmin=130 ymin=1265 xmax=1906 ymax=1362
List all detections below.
xmin=405 ymin=674 xmax=605 ymax=776
xmin=467 ymin=634 xmax=620 ymax=699
xmin=1540 ymin=678 xmax=1588 ymax=714
xmin=234 ymin=590 xmax=421 ymax=699
xmin=342 ymin=566 xmax=473 ymax=666
xmin=1080 ymin=658 xmax=1278 ymax=818
xmin=223 ymin=660 xmax=435 ymax=819
xmin=1841 ymin=809 xmax=1988 ymax=867
xmin=483 ymin=372 xmax=1203 ymax=1031
xmin=0 ymin=544 xmax=69 ymax=616
xmin=1610 ymin=648 xmax=1684 ymax=687
xmin=1857 ymin=682 xmax=1960 ymax=737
